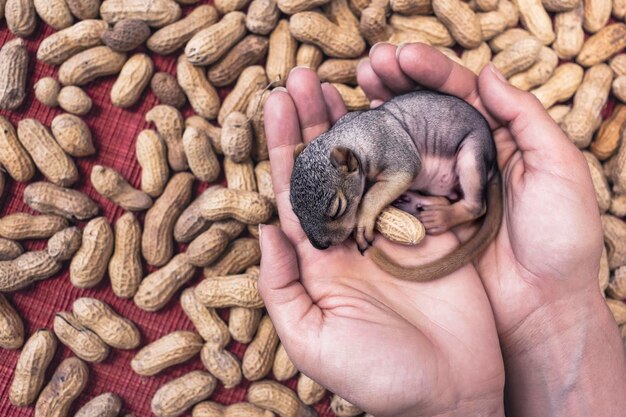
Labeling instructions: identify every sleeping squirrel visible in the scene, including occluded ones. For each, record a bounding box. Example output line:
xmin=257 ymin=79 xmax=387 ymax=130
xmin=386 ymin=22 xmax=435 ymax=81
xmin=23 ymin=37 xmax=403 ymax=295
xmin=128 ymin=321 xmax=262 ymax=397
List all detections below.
xmin=289 ymin=89 xmax=503 ymax=282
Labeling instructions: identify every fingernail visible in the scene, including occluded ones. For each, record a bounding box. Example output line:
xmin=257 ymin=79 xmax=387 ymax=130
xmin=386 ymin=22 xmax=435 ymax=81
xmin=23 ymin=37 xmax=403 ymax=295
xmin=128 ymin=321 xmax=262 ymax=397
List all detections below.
xmin=488 ymin=63 xmax=508 ymax=84
xmin=258 ymin=224 xmax=265 ymax=241
xmin=272 ymin=86 xmax=287 ymax=93
xmin=289 ymin=65 xmax=309 ymax=76
xmin=370 ymin=42 xmax=389 ymax=55
xmin=395 ymin=42 xmax=409 ymax=59
xmin=370 ymin=99 xmax=384 ymax=108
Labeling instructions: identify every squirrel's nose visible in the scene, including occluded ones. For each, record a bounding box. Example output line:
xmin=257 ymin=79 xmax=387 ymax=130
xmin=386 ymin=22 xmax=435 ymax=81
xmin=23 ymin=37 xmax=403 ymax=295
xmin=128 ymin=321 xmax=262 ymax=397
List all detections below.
xmin=310 ymin=239 xmax=330 ymax=250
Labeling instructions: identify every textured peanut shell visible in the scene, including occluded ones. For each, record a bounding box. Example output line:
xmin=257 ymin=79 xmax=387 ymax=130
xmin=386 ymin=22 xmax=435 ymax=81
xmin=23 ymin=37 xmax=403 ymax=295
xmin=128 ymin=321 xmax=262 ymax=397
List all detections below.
xmin=0 ymin=38 xmax=28 ymax=110
xmin=111 ymin=53 xmax=154 ymax=108
xmin=0 ymin=238 xmax=24 ymax=261
xmin=203 ymin=237 xmax=261 ymax=277
xmin=247 ymin=0 xmax=281 ymax=34
xmin=248 ymin=381 xmax=315 ymax=417
xmin=147 ymin=5 xmax=218 ymax=55
xmin=273 ymin=343 xmax=298 ymax=381
xmin=297 ymin=374 xmax=326 ymax=405
xmin=488 ymin=28 xmax=532 ymax=52
xmin=51 ymin=113 xmax=95 ymax=157
xmin=0 ymin=249 xmax=63 ymax=292
xmin=0 ymin=115 xmax=35 ymax=182
xmin=583 ymin=152 xmax=611 ymax=213
xmin=491 ymin=36 xmax=542 ymax=78
xmin=5 ymin=0 xmax=36 ymax=37
xmin=101 ymin=19 xmax=151 ymax=52
xmin=266 ymin=19 xmax=297 ymax=87
xmin=610 ymin=134 xmax=626 ymax=194
xmin=602 ymin=214 xmax=626 ymax=269
xmin=134 ymin=253 xmax=196 ymax=311
xmin=583 ymin=0 xmax=612 ymax=33
xmin=136 ymin=129 xmax=170 ymax=198
xmin=513 ymin=0 xmax=554 ymax=44
xmin=247 ymin=90 xmax=271 ymax=161
xmin=180 ymin=288 xmax=230 ymax=347
xmin=607 ymin=298 xmax=626 ymax=325
xmin=75 ymin=393 xmax=122 ymax=417
xmin=242 ymin=315 xmax=279 ymax=381
xmin=199 ymin=187 xmax=273 ymax=225
xmin=390 ymin=0 xmax=432 ymax=14
xmin=254 ymin=161 xmax=275 ymax=207
xmin=218 ymin=65 xmax=268 ymax=125
xmin=332 ymin=83 xmax=370 ymax=111
xmin=0 ymin=213 xmax=68 ymax=240
xmin=331 ymin=396 xmax=362 ymax=417
xmin=222 ymin=403 xmax=275 ymax=417
xmin=591 ymin=104 xmax=626 ymax=160
xmin=577 ymin=23 xmax=626 ymax=67
xmin=186 ymin=116 xmax=223 ymax=154
xmin=33 ymin=0 xmax=73 ymax=30
xmin=225 ymin=158 xmax=257 ymax=192
xmin=146 ymin=105 xmax=188 ymax=171
xmin=296 ymin=44 xmax=324 ymax=70
xmin=195 ymin=273 xmax=264 ymax=308
xmin=142 ymin=172 xmax=194 ymax=266
xmin=70 ymin=217 xmax=114 ymax=289
xmin=66 ymin=0 xmax=100 ymax=19
xmin=614 ymin=76 xmax=626 ymax=103
xmin=35 ymin=357 xmax=89 ymax=417
xmin=560 ymin=64 xmax=613 ymax=148
xmin=542 ymin=0 xmax=578 ymax=11
xmin=611 ymin=54 xmax=626 ymax=76
xmin=186 ymin=11 xmax=247 ymax=66
xmin=530 ymin=63 xmax=584 ymax=108
xmin=187 ymin=227 xmax=231 ymax=267
xmin=547 ymin=104 xmax=571 ymax=124
xmin=174 ymin=186 xmax=220 ymax=243
xmin=132 ymin=331 xmax=203 ymax=376
xmin=201 ymin=343 xmax=242 ymax=389
xmin=389 ymin=15 xmax=454 ymax=47
xmin=0 ymin=293 xmax=24 ymax=349
xmin=58 ymin=46 xmax=127 ymax=86
xmin=552 ymin=5 xmax=584 ymax=60
xmin=318 ymin=59 xmax=360 ymax=85
xmin=184 ymin=126 xmax=220 ymax=182
xmin=360 ymin=2 xmax=392 ymax=46
xmin=100 ymin=0 xmax=182 ymax=27
xmin=607 ymin=266 xmax=626 ymax=299
xmin=151 ymin=371 xmax=217 ymax=417
xmin=278 ymin=0 xmax=330 ymax=13
xmin=610 ymin=194 xmax=626 ymax=217
xmin=9 ymin=330 xmax=56 ymax=406
xmin=215 ymin=0 xmax=249 ymax=12
xmin=461 ymin=43 xmax=492 ymax=75
xmin=221 ymin=112 xmax=253 ymax=163
xmin=37 ymin=19 xmax=108 ymax=65
xmin=23 ymin=182 xmax=99 ymax=220
xmin=91 ymin=165 xmax=152 ymax=211
xmin=73 ymin=297 xmax=141 ymax=349
xmin=109 ymin=212 xmax=143 ymax=298
xmin=47 ymin=227 xmax=82 ymax=262
xmin=53 ymin=311 xmax=110 ymax=363
xmin=177 ymin=55 xmax=221 ymax=120
xmin=151 ymin=72 xmax=187 ymax=108
xmin=289 ymin=12 xmax=366 ymax=58
xmin=209 ymin=35 xmax=269 ymax=87
xmin=432 ymin=0 xmax=482 ymax=48
xmin=192 ymin=402 xmax=225 ymax=417
xmin=57 ymin=86 xmax=93 ymax=116
xmin=509 ymin=46 xmax=558 ymax=91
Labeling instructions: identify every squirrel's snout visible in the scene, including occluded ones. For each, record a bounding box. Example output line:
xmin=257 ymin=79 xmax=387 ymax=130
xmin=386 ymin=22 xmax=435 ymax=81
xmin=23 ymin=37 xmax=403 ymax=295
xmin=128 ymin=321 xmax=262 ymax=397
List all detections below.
xmin=310 ymin=239 xmax=331 ymax=250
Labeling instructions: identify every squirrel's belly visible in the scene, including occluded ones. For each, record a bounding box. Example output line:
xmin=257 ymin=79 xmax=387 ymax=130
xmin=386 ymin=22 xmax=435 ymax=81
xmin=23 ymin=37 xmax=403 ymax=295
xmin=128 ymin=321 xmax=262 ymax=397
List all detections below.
xmin=409 ymin=154 xmax=460 ymax=198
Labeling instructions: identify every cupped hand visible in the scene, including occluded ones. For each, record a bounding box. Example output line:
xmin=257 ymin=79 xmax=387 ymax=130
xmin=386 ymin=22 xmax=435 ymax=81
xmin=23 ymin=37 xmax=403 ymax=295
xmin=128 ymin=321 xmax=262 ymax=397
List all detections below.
xmin=259 ymin=68 xmax=504 ymax=417
xmin=356 ymin=43 xmax=604 ymax=348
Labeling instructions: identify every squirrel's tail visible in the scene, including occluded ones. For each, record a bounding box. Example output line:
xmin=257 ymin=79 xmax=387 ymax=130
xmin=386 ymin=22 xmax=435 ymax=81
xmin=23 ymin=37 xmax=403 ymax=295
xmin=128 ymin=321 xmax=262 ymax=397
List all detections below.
xmin=368 ymin=172 xmax=503 ymax=282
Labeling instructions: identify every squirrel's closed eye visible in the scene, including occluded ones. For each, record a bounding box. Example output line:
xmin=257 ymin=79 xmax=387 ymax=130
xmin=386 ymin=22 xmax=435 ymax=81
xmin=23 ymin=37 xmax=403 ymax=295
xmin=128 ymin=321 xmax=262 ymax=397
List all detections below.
xmin=327 ymin=192 xmax=348 ymax=219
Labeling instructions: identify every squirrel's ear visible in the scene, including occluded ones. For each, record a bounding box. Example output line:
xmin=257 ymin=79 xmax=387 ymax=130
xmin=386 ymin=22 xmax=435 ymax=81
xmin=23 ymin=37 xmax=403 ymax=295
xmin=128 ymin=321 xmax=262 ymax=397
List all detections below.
xmin=293 ymin=143 xmax=306 ymax=159
xmin=330 ymin=146 xmax=359 ymax=173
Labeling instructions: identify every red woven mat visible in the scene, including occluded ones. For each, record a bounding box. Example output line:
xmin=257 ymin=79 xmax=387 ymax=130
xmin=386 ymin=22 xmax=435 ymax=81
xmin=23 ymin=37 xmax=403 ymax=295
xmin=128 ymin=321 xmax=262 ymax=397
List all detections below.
xmin=0 ymin=4 xmax=337 ymax=417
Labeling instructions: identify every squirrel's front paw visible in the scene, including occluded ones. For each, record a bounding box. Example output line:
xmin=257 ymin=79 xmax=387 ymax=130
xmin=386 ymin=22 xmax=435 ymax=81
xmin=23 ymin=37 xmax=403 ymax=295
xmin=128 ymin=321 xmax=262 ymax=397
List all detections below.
xmin=354 ymin=220 xmax=376 ymax=255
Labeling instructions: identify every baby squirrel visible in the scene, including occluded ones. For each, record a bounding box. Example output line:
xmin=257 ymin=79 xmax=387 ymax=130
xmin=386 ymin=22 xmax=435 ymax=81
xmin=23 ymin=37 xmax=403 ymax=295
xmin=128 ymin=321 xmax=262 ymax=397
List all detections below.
xmin=290 ymin=89 xmax=503 ymax=282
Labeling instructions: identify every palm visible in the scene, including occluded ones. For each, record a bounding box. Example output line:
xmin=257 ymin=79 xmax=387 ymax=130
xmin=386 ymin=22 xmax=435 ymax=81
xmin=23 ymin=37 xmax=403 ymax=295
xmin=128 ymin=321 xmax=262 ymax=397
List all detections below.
xmin=259 ymin=68 xmax=504 ymax=416
xmin=355 ymin=43 xmax=604 ymax=338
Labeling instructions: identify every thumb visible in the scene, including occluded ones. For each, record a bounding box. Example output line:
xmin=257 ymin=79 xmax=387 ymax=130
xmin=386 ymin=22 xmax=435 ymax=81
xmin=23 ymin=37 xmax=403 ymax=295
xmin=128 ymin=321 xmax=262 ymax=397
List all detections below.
xmin=478 ymin=63 xmax=577 ymax=159
xmin=258 ymin=224 xmax=322 ymax=354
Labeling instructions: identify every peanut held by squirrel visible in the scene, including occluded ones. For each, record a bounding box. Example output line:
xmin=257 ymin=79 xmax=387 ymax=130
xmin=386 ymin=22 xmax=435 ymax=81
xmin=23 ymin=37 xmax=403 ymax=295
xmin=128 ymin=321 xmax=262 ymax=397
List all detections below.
xmin=290 ymin=90 xmax=503 ymax=282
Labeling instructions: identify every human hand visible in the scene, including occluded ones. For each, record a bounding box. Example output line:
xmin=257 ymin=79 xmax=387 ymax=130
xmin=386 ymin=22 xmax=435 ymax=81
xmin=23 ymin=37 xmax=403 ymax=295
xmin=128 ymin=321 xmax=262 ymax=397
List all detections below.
xmin=356 ymin=42 xmax=626 ymax=416
xmin=259 ymin=68 xmax=505 ymax=417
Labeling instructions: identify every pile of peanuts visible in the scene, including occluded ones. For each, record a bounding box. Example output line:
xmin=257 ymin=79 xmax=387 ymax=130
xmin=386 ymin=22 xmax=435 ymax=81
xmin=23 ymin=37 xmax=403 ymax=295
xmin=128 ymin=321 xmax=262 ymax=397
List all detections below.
xmin=0 ymin=0 xmax=625 ymax=416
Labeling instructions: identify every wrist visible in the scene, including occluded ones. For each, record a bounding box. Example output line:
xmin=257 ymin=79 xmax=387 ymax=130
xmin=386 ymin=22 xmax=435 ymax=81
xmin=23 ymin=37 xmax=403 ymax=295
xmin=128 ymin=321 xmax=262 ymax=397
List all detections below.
xmin=500 ymin=284 xmax=626 ymax=417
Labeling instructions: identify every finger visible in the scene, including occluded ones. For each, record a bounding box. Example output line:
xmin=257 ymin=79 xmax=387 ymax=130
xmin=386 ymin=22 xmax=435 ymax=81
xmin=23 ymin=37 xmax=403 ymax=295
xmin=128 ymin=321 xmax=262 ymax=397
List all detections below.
xmin=259 ymin=225 xmax=322 ymax=355
xmin=321 ymin=82 xmax=348 ymax=124
xmin=396 ymin=43 xmax=498 ymax=129
xmin=264 ymin=90 xmax=308 ymax=244
xmin=369 ymin=43 xmax=416 ymax=93
xmin=356 ymin=58 xmax=394 ymax=104
xmin=286 ymin=67 xmax=330 ymax=143
xmin=478 ymin=63 xmax=581 ymax=165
